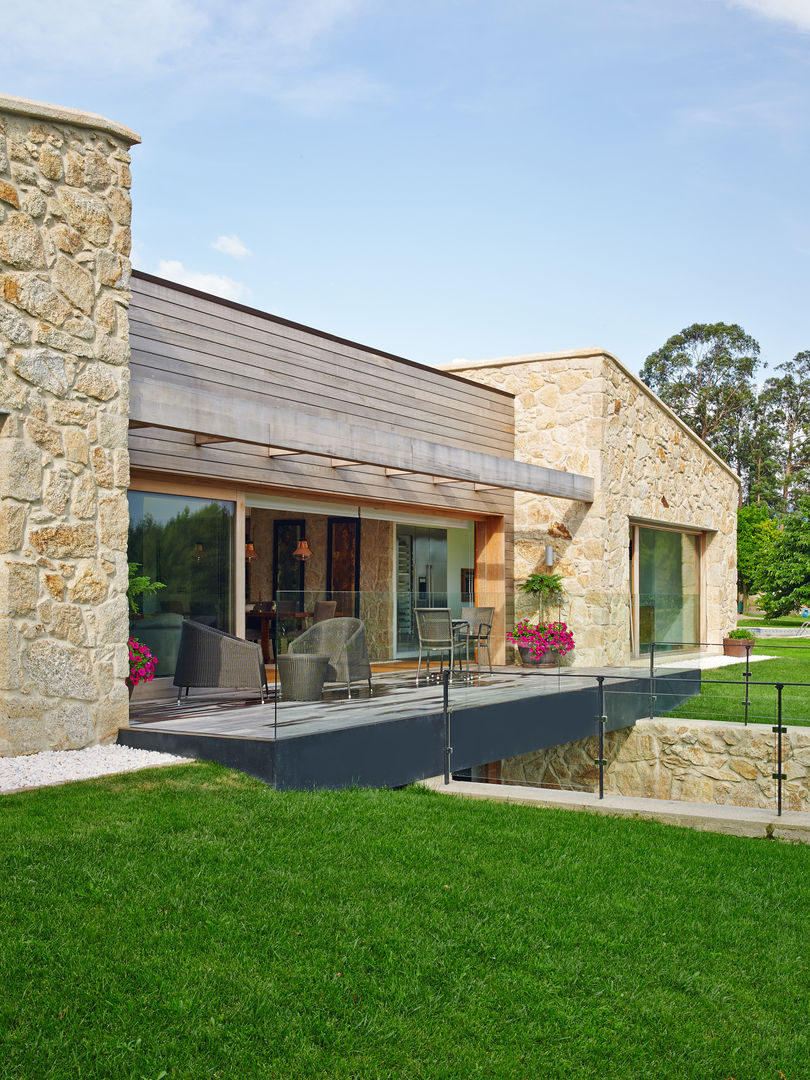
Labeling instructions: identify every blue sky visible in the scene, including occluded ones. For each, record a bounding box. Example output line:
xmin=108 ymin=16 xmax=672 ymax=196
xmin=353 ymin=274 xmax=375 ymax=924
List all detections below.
xmin=3 ymin=0 xmax=809 ymax=374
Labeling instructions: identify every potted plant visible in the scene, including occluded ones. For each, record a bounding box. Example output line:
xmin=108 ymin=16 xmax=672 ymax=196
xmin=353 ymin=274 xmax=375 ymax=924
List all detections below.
xmin=518 ymin=572 xmax=564 ymax=609
xmin=723 ymin=628 xmax=756 ymax=658
xmin=127 ymin=637 xmax=158 ymax=697
xmin=507 ymin=619 xmax=575 ymax=666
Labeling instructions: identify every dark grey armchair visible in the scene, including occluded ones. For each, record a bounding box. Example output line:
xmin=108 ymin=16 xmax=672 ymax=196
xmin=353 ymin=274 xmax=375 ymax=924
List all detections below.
xmin=459 ymin=605 xmax=494 ymax=673
xmin=288 ymin=616 xmax=371 ymax=697
xmin=173 ymin=619 xmax=267 ymax=703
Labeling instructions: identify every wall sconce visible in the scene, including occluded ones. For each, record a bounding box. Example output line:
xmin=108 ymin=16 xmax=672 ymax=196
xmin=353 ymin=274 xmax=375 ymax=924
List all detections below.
xmin=545 ymin=544 xmax=555 ymax=567
xmin=245 ymin=542 xmax=258 ymax=562
xmin=191 ymin=542 xmax=206 ymax=563
xmin=293 ymin=538 xmax=313 ymax=562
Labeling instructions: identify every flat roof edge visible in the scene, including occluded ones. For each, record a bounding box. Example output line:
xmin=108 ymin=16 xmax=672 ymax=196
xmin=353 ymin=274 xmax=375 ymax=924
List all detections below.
xmin=0 ymin=93 xmax=141 ymax=145
xmin=131 ymin=270 xmax=514 ymax=399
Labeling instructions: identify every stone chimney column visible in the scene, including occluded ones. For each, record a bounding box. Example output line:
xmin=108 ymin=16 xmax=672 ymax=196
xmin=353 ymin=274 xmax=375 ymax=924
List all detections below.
xmin=0 ymin=95 xmax=140 ymax=755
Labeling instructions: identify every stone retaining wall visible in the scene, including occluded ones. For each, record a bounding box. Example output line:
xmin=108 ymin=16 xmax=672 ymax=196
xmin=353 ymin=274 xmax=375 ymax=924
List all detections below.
xmin=501 ymin=717 xmax=810 ymax=812
xmin=0 ymin=96 xmax=139 ymax=755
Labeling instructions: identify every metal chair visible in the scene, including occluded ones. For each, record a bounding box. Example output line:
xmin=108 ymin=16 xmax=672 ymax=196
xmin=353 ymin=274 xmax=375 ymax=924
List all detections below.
xmin=459 ymin=605 xmax=494 ymax=673
xmin=414 ymin=608 xmax=468 ymax=681
xmin=288 ymin=617 xmax=371 ymax=697
xmin=173 ymin=619 xmax=267 ymax=702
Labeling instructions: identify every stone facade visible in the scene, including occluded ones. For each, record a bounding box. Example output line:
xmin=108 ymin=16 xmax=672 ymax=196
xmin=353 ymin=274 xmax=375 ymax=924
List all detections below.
xmin=501 ymin=717 xmax=810 ymax=813
xmin=446 ymin=350 xmax=739 ymax=665
xmin=0 ymin=96 xmax=139 ymax=755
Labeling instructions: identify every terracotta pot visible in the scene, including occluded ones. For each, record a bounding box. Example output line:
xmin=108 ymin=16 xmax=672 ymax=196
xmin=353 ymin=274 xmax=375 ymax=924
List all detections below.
xmin=723 ymin=637 xmax=755 ymax=658
xmin=518 ymin=646 xmax=559 ymax=667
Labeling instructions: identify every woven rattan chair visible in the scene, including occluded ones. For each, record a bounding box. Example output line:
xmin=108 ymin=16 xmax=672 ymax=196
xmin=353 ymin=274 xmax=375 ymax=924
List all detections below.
xmin=173 ymin=619 xmax=267 ymax=702
xmin=414 ymin=608 xmax=468 ymax=681
xmin=288 ymin=617 xmax=371 ymax=697
xmin=459 ymin=605 xmax=494 ymax=673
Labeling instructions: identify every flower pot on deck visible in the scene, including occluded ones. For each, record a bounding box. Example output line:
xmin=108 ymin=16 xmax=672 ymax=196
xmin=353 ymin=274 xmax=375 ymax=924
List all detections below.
xmin=518 ymin=646 xmax=560 ymax=668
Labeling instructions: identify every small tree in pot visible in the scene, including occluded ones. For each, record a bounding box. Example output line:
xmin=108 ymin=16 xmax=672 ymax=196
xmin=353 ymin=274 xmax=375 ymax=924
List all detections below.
xmin=723 ymin=627 xmax=756 ymax=658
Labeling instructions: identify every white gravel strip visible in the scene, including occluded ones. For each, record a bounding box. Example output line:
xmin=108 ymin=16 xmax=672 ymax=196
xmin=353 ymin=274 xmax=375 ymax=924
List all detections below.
xmin=0 ymin=744 xmax=193 ymax=795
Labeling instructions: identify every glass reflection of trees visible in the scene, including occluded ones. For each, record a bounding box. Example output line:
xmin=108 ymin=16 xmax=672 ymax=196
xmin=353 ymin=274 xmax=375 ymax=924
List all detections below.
xmin=128 ymin=497 xmax=234 ymax=628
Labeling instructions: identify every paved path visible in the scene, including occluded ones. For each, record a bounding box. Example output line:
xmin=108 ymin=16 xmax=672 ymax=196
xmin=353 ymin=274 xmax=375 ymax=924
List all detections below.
xmin=423 ymin=776 xmax=810 ymax=843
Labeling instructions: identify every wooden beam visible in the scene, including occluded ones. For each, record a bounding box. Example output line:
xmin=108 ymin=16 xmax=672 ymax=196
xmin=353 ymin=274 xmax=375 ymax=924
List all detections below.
xmin=195 ymin=434 xmax=233 ymax=445
xmin=433 ymin=476 xmax=465 ymax=485
xmin=130 ymin=377 xmax=594 ymax=501
xmin=384 ymin=467 xmax=414 ymax=477
xmin=267 ymin=448 xmax=305 ymax=458
xmin=330 ymin=458 xmax=365 ymax=468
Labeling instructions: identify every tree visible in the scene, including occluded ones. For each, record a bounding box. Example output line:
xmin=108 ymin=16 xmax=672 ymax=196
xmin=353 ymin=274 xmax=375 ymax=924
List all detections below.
xmin=760 ymin=351 xmax=810 ymax=512
xmin=737 ymin=504 xmax=770 ymax=606
xmin=640 ymin=322 xmax=761 ymax=476
xmin=756 ymin=497 xmax=810 ymax=619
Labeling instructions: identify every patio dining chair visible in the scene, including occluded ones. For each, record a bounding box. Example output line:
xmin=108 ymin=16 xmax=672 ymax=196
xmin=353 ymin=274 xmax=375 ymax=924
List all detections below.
xmin=414 ymin=608 xmax=468 ymax=681
xmin=459 ymin=605 xmax=494 ymax=673
xmin=288 ymin=616 xmax=372 ymax=697
xmin=313 ymin=600 xmax=338 ymax=622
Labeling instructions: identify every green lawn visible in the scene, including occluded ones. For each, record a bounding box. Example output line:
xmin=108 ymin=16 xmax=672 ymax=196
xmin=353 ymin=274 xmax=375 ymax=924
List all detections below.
xmin=663 ymin=637 xmax=810 ymax=726
xmin=737 ymin=615 xmax=808 ymax=627
xmin=2 ymin=764 xmax=810 ymax=1079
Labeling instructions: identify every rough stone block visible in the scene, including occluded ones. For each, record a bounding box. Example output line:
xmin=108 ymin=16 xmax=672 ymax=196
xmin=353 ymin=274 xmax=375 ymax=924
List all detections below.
xmin=49 ymin=602 xmax=85 ymax=645
xmin=0 ymin=179 xmax=19 ymax=208
xmin=30 ymin=523 xmax=96 ymax=558
xmin=54 ymin=254 xmax=94 ymax=314
xmin=38 ymin=146 xmax=62 ymax=181
xmin=51 ymin=223 xmax=83 ymax=254
xmin=0 ymin=501 xmax=26 ymax=552
xmin=43 ymin=571 xmax=66 ymax=600
xmin=0 ymin=308 xmax=31 ymax=345
xmin=63 ymin=427 xmax=89 ymax=464
xmin=73 ymin=367 xmax=118 ymax=401
xmin=95 ymin=333 xmax=129 ymax=366
xmin=58 ymin=188 xmax=112 ymax=246
xmin=24 ymin=417 xmax=63 ymax=456
xmin=0 ymin=438 xmax=41 ymax=501
xmin=94 ymin=594 xmax=129 ymax=647
xmin=12 ymin=347 xmax=70 ymax=396
xmin=72 ymin=473 xmax=96 ymax=518
xmin=0 ymin=211 xmax=46 ymax=269
xmin=0 ymin=559 xmax=37 ymax=613
xmin=43 ymin=468 xmax=73 ymax=515
xmin=98 ymin=494 xmax=128 ymax=551
xmin=34 ymin=324 xmax=95 ymax=359
xmin=70 ymin=563 xmax=108 ymax=604
xmin=91 ymin=446 xmax=113 ymax=487
xmin=6 ymin=276 xmax=72 ymax=325
xmin=25 ymin=639 xmax=97 ymax=700
xmin=0 ymin=619 xmax=20 ymax=689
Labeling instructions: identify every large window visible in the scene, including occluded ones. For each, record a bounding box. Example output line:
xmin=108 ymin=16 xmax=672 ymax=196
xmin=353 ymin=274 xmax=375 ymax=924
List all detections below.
xmin=631 ymin=525 xmax=701 ymax=654
xmin=128 ymin=491 xmax=235 ymax=677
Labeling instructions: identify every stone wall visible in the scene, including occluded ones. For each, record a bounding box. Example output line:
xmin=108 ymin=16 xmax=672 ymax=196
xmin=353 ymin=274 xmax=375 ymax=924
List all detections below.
xmin=0 ymin=96 xmax=139 ymax=755
xmin=501 ymin=717 xmax=810 ymax=813
xmin=445 ymin=350 xmax=739 ymax=665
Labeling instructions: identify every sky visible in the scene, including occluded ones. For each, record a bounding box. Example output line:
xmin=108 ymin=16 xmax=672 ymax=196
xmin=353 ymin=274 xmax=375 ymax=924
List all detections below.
xmin=2 ymin=0 xmax=809 ymax=375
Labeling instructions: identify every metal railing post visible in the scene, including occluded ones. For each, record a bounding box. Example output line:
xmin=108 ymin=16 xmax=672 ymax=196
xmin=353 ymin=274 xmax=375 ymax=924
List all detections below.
xmin=594 ymin=675 xmax=607 ymax=800
xmin=743 ymin=643 xmax=752 ymax=726
xmin=772 ymin=683 xmax=786 ymax=817
xmin=443 ymin=669 xmax=452 ymax=785
xmin=649 ymin=641 xmax=656 ymax=720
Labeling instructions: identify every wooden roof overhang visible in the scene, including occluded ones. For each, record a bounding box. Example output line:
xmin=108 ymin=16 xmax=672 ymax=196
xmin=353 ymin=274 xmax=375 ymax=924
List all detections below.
xmin=130 ymin=378 xmax=594 ymax=502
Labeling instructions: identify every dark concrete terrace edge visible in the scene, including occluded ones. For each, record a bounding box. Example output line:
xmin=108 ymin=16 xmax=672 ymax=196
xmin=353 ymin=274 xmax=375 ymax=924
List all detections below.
xmin=117 ymin=671 xmax=700 ymax=790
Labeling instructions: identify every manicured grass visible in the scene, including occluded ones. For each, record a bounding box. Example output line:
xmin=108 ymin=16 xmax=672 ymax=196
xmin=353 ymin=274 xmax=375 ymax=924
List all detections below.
xmin=737 ymin=615 xmax=808 ymax=627
xmin=664 ymin=637 xmax=810 ymax=726
xmin=2 ymin=764 xmax=810 ymax=1079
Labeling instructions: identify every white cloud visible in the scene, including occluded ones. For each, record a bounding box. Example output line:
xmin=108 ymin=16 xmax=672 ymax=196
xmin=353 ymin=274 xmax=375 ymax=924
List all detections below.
xmin=212 ymin=234 xmax=252 ymax=259
xmin=157 ymin=260 xmax=248 ymax=302
xmin=2 ymin=0 xmax=376 ymax=111
xmin=729 ymin=0 xmax=810 ymax=32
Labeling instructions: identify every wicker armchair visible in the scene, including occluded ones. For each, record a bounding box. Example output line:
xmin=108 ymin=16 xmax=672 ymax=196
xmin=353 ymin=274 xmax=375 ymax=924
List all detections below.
xmin=288 ymin=617 xmax=371 ymax=697
xmin=458 ymin=605 xmax=494 ymax=673
xmin=173 ymin=619 xmax=267 ymax=702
